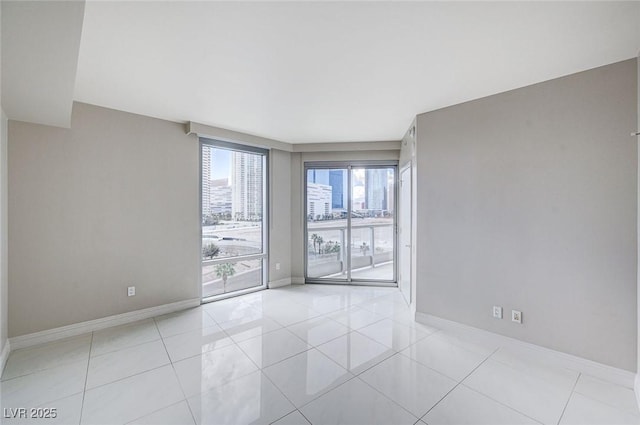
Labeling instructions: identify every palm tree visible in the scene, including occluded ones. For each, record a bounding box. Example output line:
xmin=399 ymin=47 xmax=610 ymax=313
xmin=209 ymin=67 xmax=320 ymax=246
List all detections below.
xmin=316 ymin=236 xmax=324 ymax=254
xmin=215 ymin=263 xmax=236 ymax=292
xmin=311 ymin=233 xmax=319 ymax=254
xmin=202 ymin=243 xmax=220 ymax=260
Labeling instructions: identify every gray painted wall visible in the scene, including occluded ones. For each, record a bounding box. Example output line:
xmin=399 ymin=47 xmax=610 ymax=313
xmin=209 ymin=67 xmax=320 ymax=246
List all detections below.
xmin=0 ymin=111 xmax=9 ymax=351
xmin=6 ymin=102 xmax=307 ymax=337
xmin=8 ymin=103 xmax=201 ymax=337
xmin=1 ymin=110 xmax=7 ymax=352
xmin=269 ymin=149 xmax=292 ymax=283
xmin=415 ymin=59 xmax=638 ymax=371
xmin=0 ymin=0 xmax=7 ymax=354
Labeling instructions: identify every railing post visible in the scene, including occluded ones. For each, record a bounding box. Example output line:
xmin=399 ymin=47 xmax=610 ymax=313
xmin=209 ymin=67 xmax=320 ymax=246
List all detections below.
xmin=341 ymin=228 xmax=346 ymax=275
xmin=370 ymin=226 xmax=375 ymax=268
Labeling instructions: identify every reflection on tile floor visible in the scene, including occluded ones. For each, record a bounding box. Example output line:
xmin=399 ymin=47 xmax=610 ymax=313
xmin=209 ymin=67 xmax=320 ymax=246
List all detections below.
xmin=1 ymin=284 xmax=638 ymax=425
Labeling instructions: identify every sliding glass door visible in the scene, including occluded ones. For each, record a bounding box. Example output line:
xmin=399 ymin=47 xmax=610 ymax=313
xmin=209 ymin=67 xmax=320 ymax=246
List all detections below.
xmin=201 ymin=139 xmax=268 ymax=300
xmin=305 ymin=162 xmax=397 ymax=285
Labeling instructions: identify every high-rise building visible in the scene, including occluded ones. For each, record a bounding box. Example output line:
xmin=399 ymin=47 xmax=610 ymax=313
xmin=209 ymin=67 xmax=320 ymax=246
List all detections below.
xmin=307 ymin=183 xmax=332 ymax=219
xmin=365 ymin=169 xmax=388 ymax=211
xmin=386 ymin=171 xmax=395 ymax=214
xmin=308 ymin=169 xmax=347 ymax=211
xmin=202 ymin=146 xmax=211 ymax=217
xmin=210 ymin=178 xmax=232 ymax=214
xmin=231 ymin=152 xmax=263 ymax=220
xmin=329 ymin=170 xmax=346 ymax=209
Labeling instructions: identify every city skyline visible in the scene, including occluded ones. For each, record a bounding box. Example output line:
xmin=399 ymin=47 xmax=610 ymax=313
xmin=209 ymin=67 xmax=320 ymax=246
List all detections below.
xmin=202 ymin=146 xmax=264 ymax=220
xmin=306 ymin=168 xmax=395 ymax=218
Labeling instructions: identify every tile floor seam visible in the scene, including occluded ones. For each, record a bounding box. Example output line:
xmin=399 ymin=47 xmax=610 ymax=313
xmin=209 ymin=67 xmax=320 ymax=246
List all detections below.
xmin=353 ymin=374 xmax=421 ymax=423
xmin=347 ymin=344 xmax=398 ymax=378
xmin=266 ymin=312 xmax=325 ymax=328
xmin=419 ymin=345 xmax=500 ymax=421
xmin=262 ymin=350 xmax=357 ymax=411
xmin=356 ymin=351 xmax=460 ymax=419
xmin=123 ymin=399 xmax=187 ymax=425
xmin=227 ymin=326 xmax=281 ymax=344
xmin=344 ymin=315 xmax=388 ymax=332
xmin=468 ymin=354 xmax=583 ymax=420
xmin=81 ymin=361 xmax=171 ymax=394
xmin=571 ymin=388 xmax=640 ymax=417
xmin=556 ymin=391 xmax=577 ymax=425
xmin=556 ymin=372 xmax=581 ymax=425
xmin=200 ymin=305 xmax=220 ymax=325
xmin=393 ymin=348 xmax=473 ymax=384
xmin=294 ymin=374 xmax=359 ymax=411
xmin=90 ymin=335 xmax=163 ymax=359
xmin=408 ymin=328 xmax=443 ymax=345
xmin=288 ymin=329 xmax=350 ymax=350
xmin=154 ymin=324 xmax=220 ymax=341
xmin=355 ymin=322 xmax=431 ymax=353
xmin=151 ymin=317 xmax=195 ymax=425
xmin=78 ymin=331 xmax=94 ymax=425
xmin=296 ymin=409 xmax=314 ymax=425
xmin=238 ymin=335 xmax=314 ymax=371
xmin=351 ymin=328 xmax=402 ymax=353
xmin=452 ymin=350 xmax=556 ymax=425
xmin=233 ymin=330 xmax=274 ymax=372
xmin=488 ymin=349 xmax=582 ymax=387
xmin=258 ymin=362 xmax=303 ymax=418
xmin=307 ymin=347 xmax=357 ymax=376
xmin=1 ymin=337 xmax=93 ymax=382
xmin=159 ymin=337 xmax=235 ymax=364
xmin=457 ymin=383 xmax=546 ymax=425
xmin=89 ymin=336 xmax=167 ymax=361
xmin=0 ymin=358 xmax=85 ymax=383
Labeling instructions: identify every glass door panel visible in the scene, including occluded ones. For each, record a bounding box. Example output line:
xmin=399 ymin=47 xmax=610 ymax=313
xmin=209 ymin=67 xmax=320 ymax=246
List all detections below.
xmin=350 ymin=167 xmax=395 ymax=282
xmin=306 ymin=168 xmax=349 ymax=280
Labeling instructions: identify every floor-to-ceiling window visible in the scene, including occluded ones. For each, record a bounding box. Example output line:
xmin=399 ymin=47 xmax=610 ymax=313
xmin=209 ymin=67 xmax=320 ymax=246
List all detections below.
xmin=305 ymin=161 xmax=397 ymax=286
xmin=200 ymin=139 xmax=268 ymax=300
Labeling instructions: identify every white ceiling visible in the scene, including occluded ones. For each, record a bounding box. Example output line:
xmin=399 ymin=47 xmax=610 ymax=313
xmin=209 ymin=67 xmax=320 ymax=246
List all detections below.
xmin=63 ymin=2 xmax=640 ymax=142
xmin=2 ymin=1 xmax=84 ymax=128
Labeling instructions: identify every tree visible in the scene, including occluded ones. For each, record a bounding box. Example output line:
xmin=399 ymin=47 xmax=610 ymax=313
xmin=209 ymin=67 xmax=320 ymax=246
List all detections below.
xmin=325 ymin=240 xmax=341 ymax=259
xmin=360 ymin=242 xmax=370 ymax=256
xmin=316 ymin=236 xmax=324 ymax=254
xmin=202 ymin=243 xmax=220 ymax=260
xmin=311 ymin=233 xmax=319 ymax=254
xmin=215 ymin=263 xmax=236 ymax=292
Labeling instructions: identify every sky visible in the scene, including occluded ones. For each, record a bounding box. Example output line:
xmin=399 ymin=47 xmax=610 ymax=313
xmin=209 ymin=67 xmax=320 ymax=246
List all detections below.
xmin=210 ymin=147 xmax=231 ymax=180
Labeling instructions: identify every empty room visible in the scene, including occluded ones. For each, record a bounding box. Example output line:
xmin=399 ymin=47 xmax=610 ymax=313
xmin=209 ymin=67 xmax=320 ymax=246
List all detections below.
xmin=0 ymin=1 xmax=639 ymax=424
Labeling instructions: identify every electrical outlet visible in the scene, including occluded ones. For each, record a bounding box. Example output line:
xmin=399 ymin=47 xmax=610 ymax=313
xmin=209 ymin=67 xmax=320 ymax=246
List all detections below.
xmin=492 ymin=306 xmax=503 ymax=319
xmin=276 ymin=263 xmax=281 ymax=271
xmin=127 ymin=286 xmax=136 ymax=297
xmin=512 ymin=310 xmax=522 ymax=324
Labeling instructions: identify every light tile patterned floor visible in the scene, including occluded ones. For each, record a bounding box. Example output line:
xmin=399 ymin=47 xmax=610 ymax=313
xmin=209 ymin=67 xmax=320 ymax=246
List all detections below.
xmin=1 ymin=284 xmax=638 ymax=425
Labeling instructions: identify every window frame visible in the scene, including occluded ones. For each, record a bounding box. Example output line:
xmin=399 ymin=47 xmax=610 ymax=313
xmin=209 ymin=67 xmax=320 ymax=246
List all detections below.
xmin=199 ymin=137 xmax=269 ymax=302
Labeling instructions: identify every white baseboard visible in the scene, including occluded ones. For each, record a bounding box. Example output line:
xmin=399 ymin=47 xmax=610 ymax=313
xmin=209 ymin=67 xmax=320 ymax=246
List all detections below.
xmin=415 ymin=312 xmax=635 ymax=388
xmin=269 ymin=278 xmax=292 ymax=288
xmin=9 ymin=298 xmax=201 ymax=351
xmin=0 ymin=339 xmax=10 ymax=375
xmin=291 ymin=277 xmax=305 ymax=285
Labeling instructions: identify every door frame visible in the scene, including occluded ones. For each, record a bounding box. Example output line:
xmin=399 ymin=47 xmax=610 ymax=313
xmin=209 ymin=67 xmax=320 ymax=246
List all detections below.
xmin=399 ymin=163 xmax=412 ymax=304
xmin=303 ymin=160 xmax=398 ymax=286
